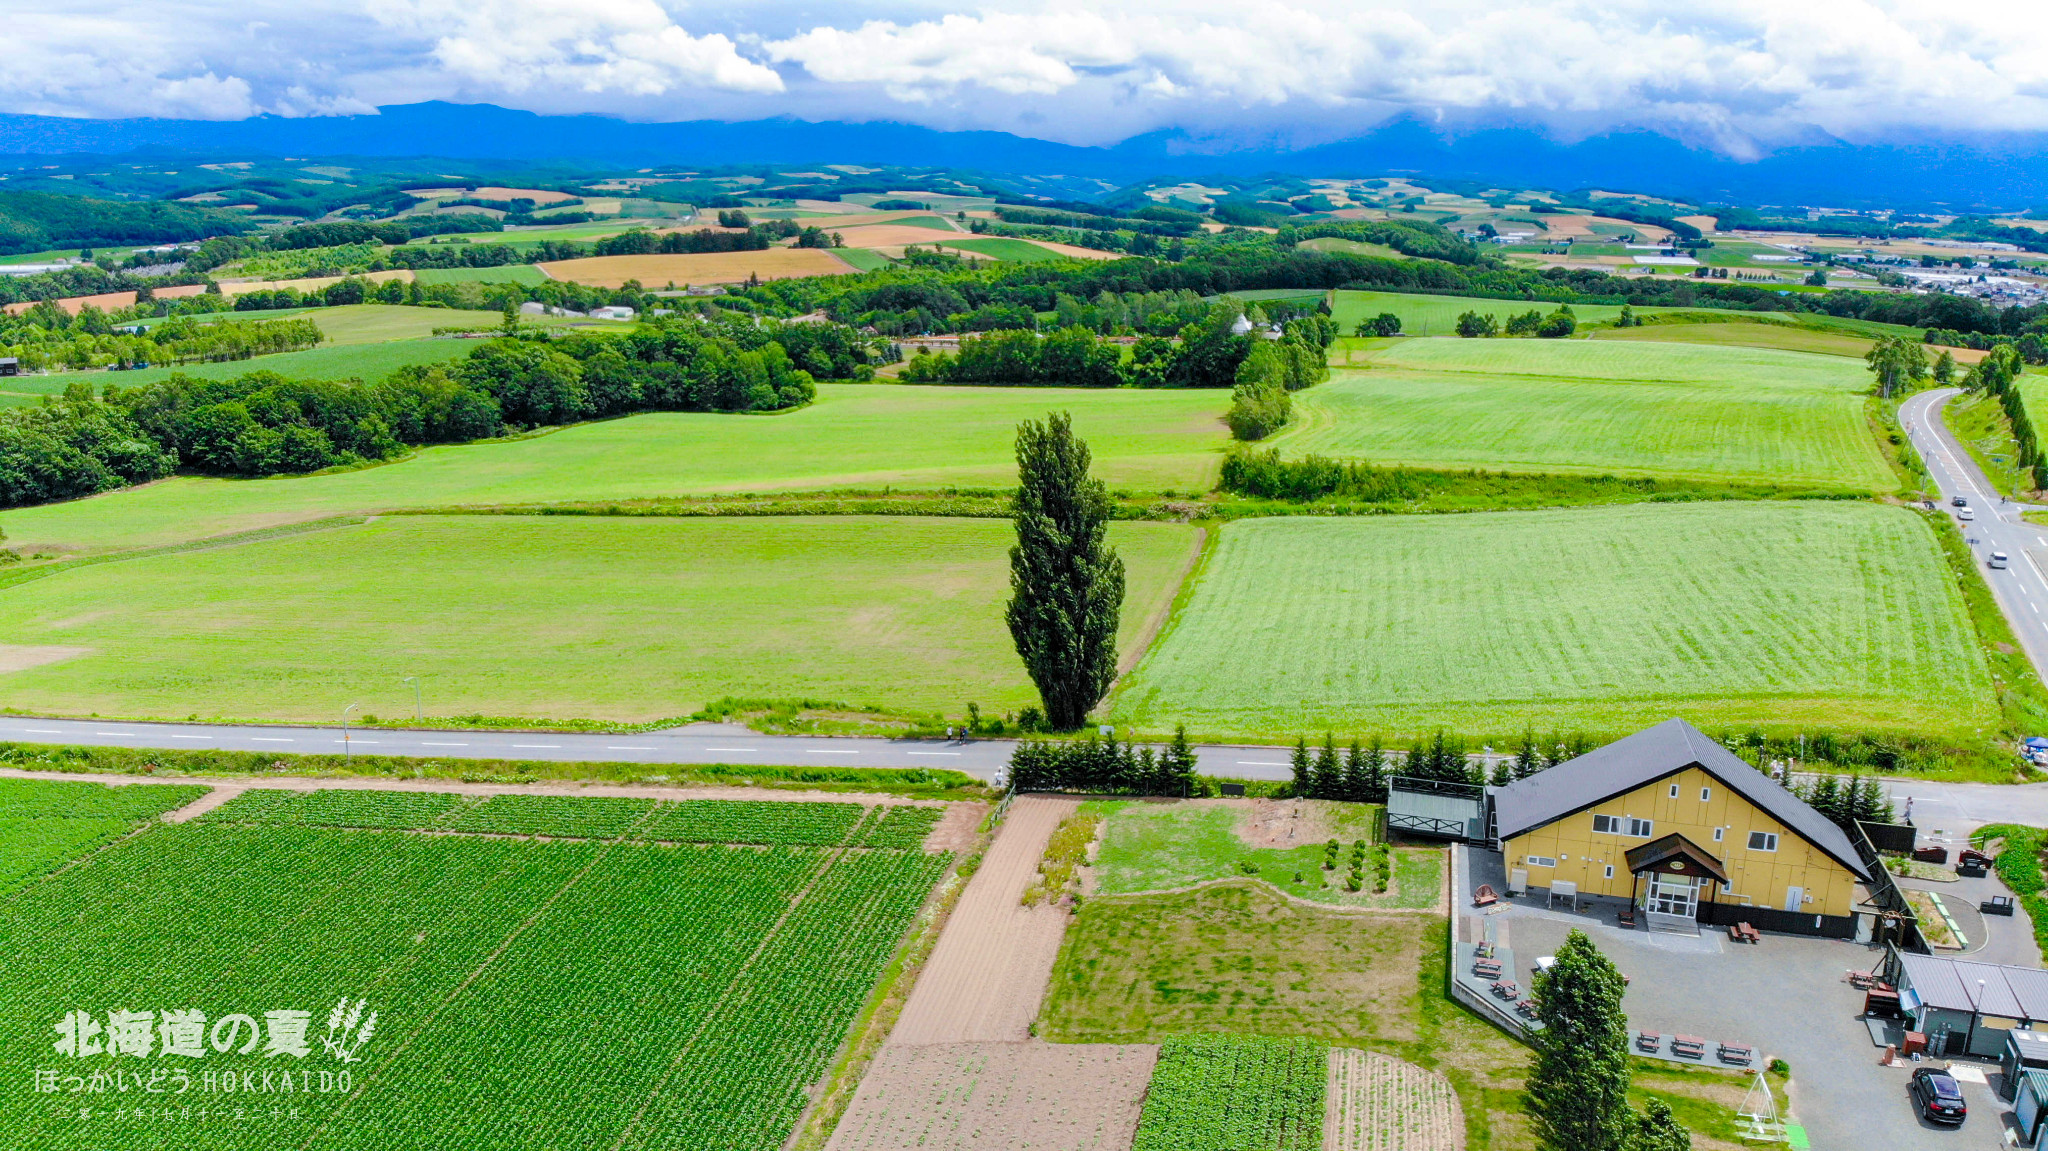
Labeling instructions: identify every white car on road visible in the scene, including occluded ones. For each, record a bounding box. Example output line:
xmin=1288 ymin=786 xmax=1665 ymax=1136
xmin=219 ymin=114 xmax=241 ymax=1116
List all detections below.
xmin=1958 ymin=507 xmax=1976 ymax=521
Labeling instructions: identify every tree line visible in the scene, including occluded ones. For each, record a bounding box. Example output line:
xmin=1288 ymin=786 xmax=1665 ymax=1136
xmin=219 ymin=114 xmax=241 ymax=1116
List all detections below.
xmin=1007 ymin=730 xmax=1200 ymax=795
xmin=0 ymin=317 xmax=857 ymax=508
xmin=897 ymin=327 xmax=1124 ymax=387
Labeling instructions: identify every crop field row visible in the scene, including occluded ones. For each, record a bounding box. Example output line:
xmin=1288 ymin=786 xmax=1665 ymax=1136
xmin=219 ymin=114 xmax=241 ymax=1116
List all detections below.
xmin=1132 ymin=1033 xmax=1327 ymax=1151
xmin=1113 ymin=502 xmax=1997 ymax=740
xmin=0 ymin=783 xmax=952 ymax=1149
xmin=1281 ymin=338 xmax=1894 ymax=490
xmin=0 ymin=777 xmax=208 ymax=820
xmin=199 ymin=788 xmax=944 ymax=848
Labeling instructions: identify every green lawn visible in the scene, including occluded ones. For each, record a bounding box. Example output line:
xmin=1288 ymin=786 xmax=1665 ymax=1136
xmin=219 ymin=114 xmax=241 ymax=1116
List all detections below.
xmin=1589 ymin=322 xmax=1881 ymax=358
xmin=305 ymin=304 xmax=507 ymax=344
xmin=937 ymin=238 xmax=1071 ymax=263
xmin=411 ymin=265 xmax=548 ymax=286
xmin=1280 ymin=338 xmax=1894 ymax=490
xmin=1327 ymin=290 xmax=1668 ymax=336
xmin=1085 ymin=798 xmax=1439 ymax=909
xmin=0 ymin=384 xmax=1229 ymax=553
xmin=0 ymin=515 xmax=1198 ymax=723
xmin=1110 ymin=502 xmax=1998 ymax=741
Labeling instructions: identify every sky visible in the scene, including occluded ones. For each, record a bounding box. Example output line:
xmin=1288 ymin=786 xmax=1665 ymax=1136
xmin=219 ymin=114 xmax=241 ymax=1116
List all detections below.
xmin=9 ymin=1 xmax=2048 ymax=156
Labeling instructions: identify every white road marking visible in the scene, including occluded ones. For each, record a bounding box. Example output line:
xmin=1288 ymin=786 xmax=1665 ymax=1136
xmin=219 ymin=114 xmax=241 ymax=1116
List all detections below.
xmin=94 ymin=732 xmax=134 ymax=737
xmin=806 ymin=749 xmax=860 ymax=755
xmin=1237 ymin=760 xmax=1288 ymax=766
xmin=512 ymin=744 xmax=561 ymax=750
xmin=22 ymin=729 xmax=62 ymax=734
xmin=906 ymin=751 xmax=961 ymax=757
xmin=168 ymin=735 xmax=211 ymax=740
xmin=250 ymin=738 xmax=293 ymax=743
xmin=420 ymin=741 xmax=467 ymax=747
xmin=606 ymin=745 xmax=657 ymax=751
xmin=705 ymin=747 xmax=758 ymax=752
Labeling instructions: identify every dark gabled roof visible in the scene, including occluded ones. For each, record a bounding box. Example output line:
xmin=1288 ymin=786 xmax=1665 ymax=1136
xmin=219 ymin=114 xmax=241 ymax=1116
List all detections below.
xmin=1492 ymin=718 xmax=1869 ymax=879
xmin=1624 ymin=832 xmax=1730 ymax=883
xmin=1899 ymin=953 xmax=2048 ymax=1020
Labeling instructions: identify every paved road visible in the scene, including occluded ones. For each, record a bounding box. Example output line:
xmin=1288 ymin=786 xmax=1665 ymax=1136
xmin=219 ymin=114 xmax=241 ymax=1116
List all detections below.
xmin=0 ymin=715 xmax=1308 ymax=784
xmin=1901 ymin=387 xmax=2048 ymax=682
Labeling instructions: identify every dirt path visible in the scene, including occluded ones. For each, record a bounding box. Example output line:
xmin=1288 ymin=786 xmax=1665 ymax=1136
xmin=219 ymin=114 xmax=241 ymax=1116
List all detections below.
xmin=824 ymin=1041 xmax=1156 ymax=1151
xmin=1323 ymin=1049 xmax=1463 ymax=1151
xmin=889 ymin=795 xmax=1078 ymax=1044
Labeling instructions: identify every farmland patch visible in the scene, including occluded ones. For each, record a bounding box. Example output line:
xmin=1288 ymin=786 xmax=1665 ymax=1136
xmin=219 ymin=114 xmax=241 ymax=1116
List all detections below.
xmin=539 ymin=249 xmax=854 ymax=287
xmin=1112 ymin=504 xmax=1996 ymax=741
xmin=824 ymin=1042 xmax=1156 ymax=1151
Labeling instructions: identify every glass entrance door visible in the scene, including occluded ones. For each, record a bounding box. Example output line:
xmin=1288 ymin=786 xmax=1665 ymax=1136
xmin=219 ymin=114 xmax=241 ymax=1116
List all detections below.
xmin=1648 ymin=875 xmax=1697 ymax=918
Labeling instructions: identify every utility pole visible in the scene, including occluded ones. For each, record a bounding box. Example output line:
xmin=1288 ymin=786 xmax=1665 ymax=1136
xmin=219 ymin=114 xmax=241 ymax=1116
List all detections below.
xmin=342 ymin=703 xmax=360 ymax=764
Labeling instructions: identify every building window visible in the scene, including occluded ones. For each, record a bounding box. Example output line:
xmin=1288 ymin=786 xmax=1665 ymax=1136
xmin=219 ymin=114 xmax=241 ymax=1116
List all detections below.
xmin=1713 ymin=827 xmax=1724 ymax=842
xmin=1701 ymin=787 xmax=1711 ymax=802
xmin=1604 ymin=865 xmax=1615 ymax=879
xmin=1592 ymin=815 xmax=1654 ymax=838
xmin=1669 ymin=783 xmax=1680 ymax=798
xmin=1527 ymin=855 xmax=1557 ymax=868
xmin=1748 ymin=831 xmax=1778 ymax=852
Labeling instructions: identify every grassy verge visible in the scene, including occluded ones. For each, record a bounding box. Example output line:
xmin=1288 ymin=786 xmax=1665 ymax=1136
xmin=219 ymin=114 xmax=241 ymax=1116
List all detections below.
xmin=1212 ymin=472 xmax=1866 ymax=519
xmin=1920 ymin=508 xmax=2048 ymax=756
xmin=1872 ymin=394 xmax=1932 ymax=497
xmin=1969 ymin=824 xmax=2048 ymax=962
xmin=0 ymin=741 xmax=992 ymax=799
xmin=1943 ymin=391 xmax=2037 ymax=500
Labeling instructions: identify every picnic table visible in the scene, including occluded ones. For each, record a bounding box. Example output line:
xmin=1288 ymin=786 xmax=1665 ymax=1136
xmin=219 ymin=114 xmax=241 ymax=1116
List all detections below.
xmin=1727 ymin=922 xmax=1760 ymax=944
xmin=1635 ymin=1031 xmax=1662 ymax=1053
xmin=1490 ymin=980 xmax=1519 ymax=1000
xmin=1670 ymin=1035 xmax=1708 ymax=1059
xmin=1473 ymin=959 xmax=1504 ymax=979
xmin=1717 ymin=1042 xmax=1754 ymax=1066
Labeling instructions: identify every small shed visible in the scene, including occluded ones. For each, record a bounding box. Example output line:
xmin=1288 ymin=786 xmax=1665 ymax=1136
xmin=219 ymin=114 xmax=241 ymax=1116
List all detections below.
xmin=2006 ymin=1030 xmax=2048 ymax=1099
xmin=1895 ymin=953 xmax=2048 ymax=1058
xmin=2017 ymin=1068 xmax=2048 ymax=1145
xmin=0 ymin=357 xmax=18 ymax=377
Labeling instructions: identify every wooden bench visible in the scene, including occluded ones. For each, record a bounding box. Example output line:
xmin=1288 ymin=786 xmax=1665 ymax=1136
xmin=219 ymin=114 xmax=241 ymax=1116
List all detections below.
xmin=1728 ymin=922 xmax=1760 ymax=944
xmin=1718 ymin=1042 xmax=1754 ymax=1066
xmin=1490 ymin=980 xmax=1519 ymax=1000
xmin=1617 ymin=906 xmax=1637 ymax=928
xmin=1473 ymin=884 xmax=1500 ymax=907
xmin=1635 ymin=1032 xmax=1662 ymax=1054
xmin=1473 ymin=959 xmax=1503 ymax=979
xmin=1671 ymin=1035 xmax=1708 ymax=1059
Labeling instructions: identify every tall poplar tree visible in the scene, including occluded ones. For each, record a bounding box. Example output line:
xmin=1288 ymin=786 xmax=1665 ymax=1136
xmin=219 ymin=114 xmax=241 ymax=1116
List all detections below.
xmin=1528 ymin=930 xmax=1639 ymax=1151
xmin=1006 ymin=412 xmax=1125 ymax=730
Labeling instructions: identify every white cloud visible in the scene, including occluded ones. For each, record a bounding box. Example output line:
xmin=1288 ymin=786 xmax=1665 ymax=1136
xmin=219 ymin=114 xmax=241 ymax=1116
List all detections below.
xmin=4 ymin=0 xmax=2048 ymax=154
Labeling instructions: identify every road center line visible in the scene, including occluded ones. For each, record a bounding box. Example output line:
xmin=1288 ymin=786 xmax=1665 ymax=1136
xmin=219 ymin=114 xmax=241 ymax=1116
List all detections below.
xmin=705 ymin=747 xmax=758 ymax=752
xmin=512 ymin=744 xmax=561 ymax=749
xmin=1237 ymin=760 xmax=1288 ymax=766
xmin=805 ymin=749 xmax=860 ymax=755
xmin=606 ymin=746 xmax=657 ymax=751
xmin=420 ymin=741 xmax=467 ymax=747
xmin=168 ymin=735 xmax=211 ymax=740
xmin=250 ymin=738 xmax=294 ymax=743
xmin=22 ymin=729 xmax=62 ymax=734
xmin=905 ymin=751 xmax=961 ymax=756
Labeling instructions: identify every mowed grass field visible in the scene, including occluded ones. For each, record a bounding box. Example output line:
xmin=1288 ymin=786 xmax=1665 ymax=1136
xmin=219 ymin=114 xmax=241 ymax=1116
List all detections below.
xmin=0 ymin=515 xmax=1199 ymax=722
xmin=1278 ymin=338 xmax=1895 ymax=490
xmin=1110 ymin=502 xmax=1997 ymax=740
xmin=37 ymin=340 xmax=474 ymax=393
xmin=1326 ymin=290 xmax=1676 ymax=335
xmin=540 ymin=249 xmax=853 ymax=287
xmin=0 ymin=385 xmax=1229 ymax=553
xmin=411 ymin=265 xmax=548 ymax=286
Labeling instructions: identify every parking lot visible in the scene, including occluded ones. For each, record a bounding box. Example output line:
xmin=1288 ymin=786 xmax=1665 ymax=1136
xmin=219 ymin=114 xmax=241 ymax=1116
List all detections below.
xmin=1466 ymin=845 xmax=2036 ymax=1150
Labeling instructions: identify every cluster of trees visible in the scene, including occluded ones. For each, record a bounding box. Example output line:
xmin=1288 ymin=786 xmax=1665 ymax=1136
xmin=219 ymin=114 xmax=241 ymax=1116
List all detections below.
xmin=1863 ymin=336 xmax=1930 ymax=399
xmin=1218 ymin=449 xmax=1439 ymax=502
xmin=1353 ymin=312 xmax=1402 ymax=337
xmin=1285 ymin=737 xmax=1392 ymax=803
xmin=1456 ymin=305 xmax=1577 ymax=338
xmin=1006 ymin=730 xmax=1199 ymax=795
xmin=1967 ymin=345 xmax=2042 ymax=487
xmin=993 ymin=204 xmax=1203 ymax=238
xmin=1925 ymin=327 xmax=2048 ymax=364
xmin=897 ymin=327 xmax=1124 ymax=387
xmin=0 ymin=315 xmax=324 ymax=373
xmin=0 ymin=191 xmax=254 ymax=256
xmin=1216 ymin=313 xmax=1337 ymax=440
xmin=1529 ymin=931 xmax=1694 ymax=1151
xmin=1794 ymin=773 xmax=1896 ymax=835
xmin=1049 ymin=289 xmax=1212 ymax=335
xmin=1275 ymin=219 xmax=1485 ymax=264
xmin=0 ymin=317 xmax=860 ymax=508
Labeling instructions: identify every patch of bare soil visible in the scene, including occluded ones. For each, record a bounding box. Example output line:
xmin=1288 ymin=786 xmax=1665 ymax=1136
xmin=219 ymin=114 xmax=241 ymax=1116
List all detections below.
xmin=1236 ymin=798 xmax=1337 ymax=849
xmin=1324 ymin=1049 xmax=1463 ymax=1151
xmin=0 ymin=645 xmax=90 ymax=673
xmin=824 ymin=1042 xmax=1156 ymax=1151
xmin=889 ymin=795 xmax=1079 ymax=1044
xmin=923 ymin=802 xmax=986 ymax=854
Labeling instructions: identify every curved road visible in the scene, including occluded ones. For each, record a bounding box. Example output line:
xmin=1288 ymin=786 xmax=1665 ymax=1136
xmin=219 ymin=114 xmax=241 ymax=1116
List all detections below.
xmin=1901 ymin=387 xmax=2048 ymax=681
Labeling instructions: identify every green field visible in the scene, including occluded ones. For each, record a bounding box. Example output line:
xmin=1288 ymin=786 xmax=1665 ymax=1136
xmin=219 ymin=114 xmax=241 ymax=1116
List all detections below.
xmin=0 ymin=779 xmax=948 ymax=1149
xmin=1279 ymin=338 xmax=1894 ymax=490
xmin=1111 ymin=502 xmax=1997 ymax=740
xmin=936 ymin=237 xmax=1070 ymax=263
xmin=1326 ymin=290 xmax=1672 ymax=335
xmin=0 ymin=515 xmax=1197 ymax=722
xmin=1296 ymin=236 xmax=1407 ymax=260
xmin=828 ymin=249 xmax=895 ymax=272
xmin=1589 ymin=322 xmax=1882 ymax=358
xmin=1133 ymin=1034 xmax=1327 ymax=1151
xmin=411 ymin=265 xmax=547 ymax=286
xmin=0 ymin=384 xmax=1229 ymax=553
xmin=62 ymin=339 xmax=474 ymax=392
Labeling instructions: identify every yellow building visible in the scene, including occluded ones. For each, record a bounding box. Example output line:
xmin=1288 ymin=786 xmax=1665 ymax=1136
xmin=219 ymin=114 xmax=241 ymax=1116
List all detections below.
xmin=1494 ymin=718 xmax=1870 ymax=935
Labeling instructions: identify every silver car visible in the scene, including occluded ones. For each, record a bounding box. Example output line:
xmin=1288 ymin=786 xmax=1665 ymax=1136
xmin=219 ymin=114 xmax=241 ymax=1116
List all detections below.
xmin=1958 ymin=507 xmax=1976 ymax=521
xmin=1991 ymin=552 xmax=2010 ymax=569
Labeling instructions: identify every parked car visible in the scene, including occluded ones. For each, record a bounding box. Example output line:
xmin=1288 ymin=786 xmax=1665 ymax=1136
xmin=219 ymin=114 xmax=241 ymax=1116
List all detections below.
xmin=1910 ymin=1067 xmax=1968 ymax=1124
xmin=1991 ymin=552 xmax=2010 ymax=569
xmin=1960 ymin=848 xmax=1997 ymax=868
xmin=1954 ymin=495 xmax=1970 ymax=507
xmin=1958 ymin=507 xmax=1976 ymax=521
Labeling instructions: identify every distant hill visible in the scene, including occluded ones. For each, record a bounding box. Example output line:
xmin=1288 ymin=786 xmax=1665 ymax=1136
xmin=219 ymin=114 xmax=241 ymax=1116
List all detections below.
xmin=1 ymin=103 xmax=2046 ymax=210
xmin=0 ymin=191 xmax=255 ymax=255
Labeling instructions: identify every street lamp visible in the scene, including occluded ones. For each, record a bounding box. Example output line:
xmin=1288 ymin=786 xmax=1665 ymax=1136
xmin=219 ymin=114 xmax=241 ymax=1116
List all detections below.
xmin=342 ymin=703 xmax=360 ymax=764
xmin=401 ymin=676 xmax=421 ymax=724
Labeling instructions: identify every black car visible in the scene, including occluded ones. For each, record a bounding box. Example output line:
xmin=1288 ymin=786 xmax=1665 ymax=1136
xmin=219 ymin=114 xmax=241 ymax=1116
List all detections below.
xmin=1953 ymin=495 xmax=1969 ymax=507
xmin=1910 ymin=1067 xmax=1967 ymax=1125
